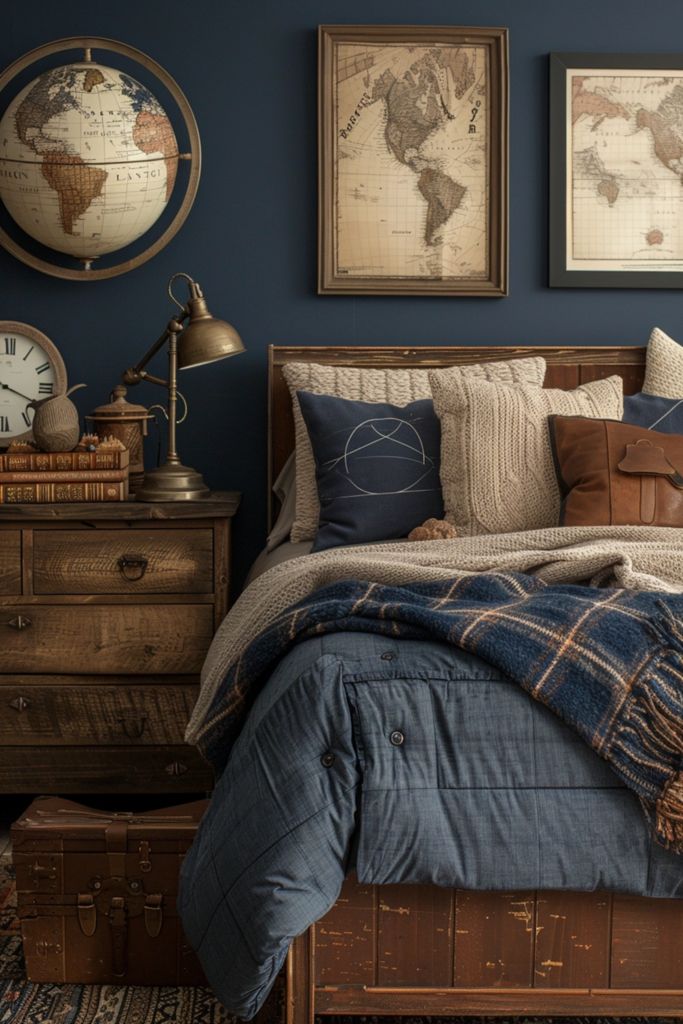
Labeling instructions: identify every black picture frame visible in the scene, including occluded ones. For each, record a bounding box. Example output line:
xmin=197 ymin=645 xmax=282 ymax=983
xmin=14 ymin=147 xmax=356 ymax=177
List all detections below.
xmin=549 ymin=51 xmax=683 ymax=289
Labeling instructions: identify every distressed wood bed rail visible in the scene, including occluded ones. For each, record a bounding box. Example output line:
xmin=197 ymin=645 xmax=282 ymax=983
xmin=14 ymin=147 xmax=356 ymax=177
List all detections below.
xmin=267 ymin=344 xmax=683 ymax=1020
xmin=287 ymin=878 xmax=683 ymax=1020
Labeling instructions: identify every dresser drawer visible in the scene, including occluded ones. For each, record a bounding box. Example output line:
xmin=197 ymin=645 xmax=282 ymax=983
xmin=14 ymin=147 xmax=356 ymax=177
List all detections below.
xmin=33 ymin=529 xmax=214 ymax=595
xmin=0 ymin=530 xmax=21 ymax=595
xmin=0 ymin=745 xmax=213 ymax=793
xmin=0 ymin=680 xmax=199 ymax=745
xmin=0 ymin=605 xmax=214 ymax=675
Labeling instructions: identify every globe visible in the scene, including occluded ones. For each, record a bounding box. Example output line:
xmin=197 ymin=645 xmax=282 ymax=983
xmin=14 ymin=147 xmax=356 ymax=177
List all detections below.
xmin=0 ymin=60 xmax=179 ymax=264
xmin=0 ymin=38 xmax=200 ymax=280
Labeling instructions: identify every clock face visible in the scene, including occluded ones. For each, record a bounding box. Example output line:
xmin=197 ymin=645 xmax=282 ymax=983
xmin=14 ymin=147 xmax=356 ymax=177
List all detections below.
xmin=0 ymin=323 xmax=67 ymax=445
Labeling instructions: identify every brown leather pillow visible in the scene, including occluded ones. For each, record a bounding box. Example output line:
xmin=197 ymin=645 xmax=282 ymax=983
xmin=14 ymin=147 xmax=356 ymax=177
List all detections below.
xmin=549 ymin=415 xmax=683 ymax=527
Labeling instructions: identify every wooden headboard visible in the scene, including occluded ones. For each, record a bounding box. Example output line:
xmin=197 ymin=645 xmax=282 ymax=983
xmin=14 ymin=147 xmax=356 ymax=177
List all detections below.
xmin=267 ymin=344 xmax=646 ymax=528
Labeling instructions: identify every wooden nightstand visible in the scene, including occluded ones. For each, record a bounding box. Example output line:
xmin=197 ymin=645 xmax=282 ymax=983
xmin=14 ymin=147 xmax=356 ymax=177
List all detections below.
xmin=0 ymin=492 xmax=239 ymax=794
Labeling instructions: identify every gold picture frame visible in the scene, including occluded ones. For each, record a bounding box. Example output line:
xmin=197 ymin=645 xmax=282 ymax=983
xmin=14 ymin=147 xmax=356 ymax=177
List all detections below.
xmin=318 ymin=24 xmax=508 ymax=296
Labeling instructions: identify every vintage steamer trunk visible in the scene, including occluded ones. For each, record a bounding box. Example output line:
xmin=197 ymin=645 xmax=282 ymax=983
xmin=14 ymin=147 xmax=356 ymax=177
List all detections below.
xmin=11 ymin=796 xmax=207 ymax=985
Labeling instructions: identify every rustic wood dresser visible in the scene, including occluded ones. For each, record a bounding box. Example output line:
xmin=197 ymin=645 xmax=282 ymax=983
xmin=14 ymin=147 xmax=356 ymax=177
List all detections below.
xmin=0 ymin=492 xmax=239 ymax=794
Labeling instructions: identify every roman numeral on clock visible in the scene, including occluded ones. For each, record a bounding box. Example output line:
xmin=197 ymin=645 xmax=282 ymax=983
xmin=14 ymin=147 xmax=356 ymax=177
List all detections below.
xmin=3 ymin=338 xmax=16 ymax=355
xmin=38 ymin=382 xmax=54 ymax=395
xmin=22 ymin=410 xmax=31 ymax=427
xmin=0 ymin=415 xmax=10 ymax=432
xmin=35 ymin=362 xmax=50 ymax=374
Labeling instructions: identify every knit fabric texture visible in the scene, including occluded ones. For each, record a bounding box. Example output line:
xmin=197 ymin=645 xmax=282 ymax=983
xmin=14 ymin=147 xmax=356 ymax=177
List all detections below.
xmin=283 ymin=356 xmax=546 ymax=542
xmin=642 ymin=327 xmax=683 ymax=399
xmin=186 ymin=523 xmax=683 ymax=743
xmin=429 ymin=373 xmax=623 ymax=535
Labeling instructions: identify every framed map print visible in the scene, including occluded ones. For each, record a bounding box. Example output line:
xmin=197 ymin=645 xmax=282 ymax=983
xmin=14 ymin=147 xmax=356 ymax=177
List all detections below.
xmin=318 ymin=25 xmax=508 ymax=296
xmin=550 ymin=52 xmax=683 ymax=288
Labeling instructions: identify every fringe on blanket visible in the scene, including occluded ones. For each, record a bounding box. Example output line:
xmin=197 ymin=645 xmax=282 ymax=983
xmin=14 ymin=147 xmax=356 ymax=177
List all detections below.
xmin=631 ymin=603 xmax=683 ymax=852
xmin=656 ymin=774 xmax=683 ymax=852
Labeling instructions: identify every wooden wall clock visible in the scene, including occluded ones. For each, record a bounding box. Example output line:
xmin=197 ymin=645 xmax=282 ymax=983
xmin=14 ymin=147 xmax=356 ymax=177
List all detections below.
xmin=0 ymin=321 xmax=68 ymax=445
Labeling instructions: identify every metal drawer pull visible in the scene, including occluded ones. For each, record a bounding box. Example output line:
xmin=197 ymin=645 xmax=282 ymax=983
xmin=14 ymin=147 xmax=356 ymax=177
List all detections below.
xmin=117 ymin=713 xmax=147 ymax=739
xmin=7 ymin=615 xmax=31 ymax=631
xmin=117 ymin=554 xmax=149 ymax=582
xmin=9 ymin=696 xmax=31 ymax=712
xmin=165 ymin=761 xmax=188 ymax=776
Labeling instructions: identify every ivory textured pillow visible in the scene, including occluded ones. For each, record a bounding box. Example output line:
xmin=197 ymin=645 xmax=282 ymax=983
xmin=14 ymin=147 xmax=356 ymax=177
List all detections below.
xmin=642 ymin=327 xmax=683 ymax=399
xmin=284 ymin=356 xmax=546 ymax=542
xmin=429 ymin=373 xmax=623 ymax=535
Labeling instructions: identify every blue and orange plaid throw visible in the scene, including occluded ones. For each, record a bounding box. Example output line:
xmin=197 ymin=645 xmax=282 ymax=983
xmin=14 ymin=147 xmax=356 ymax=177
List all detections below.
xmin=196 ymin=572 xmax=683 ymax=852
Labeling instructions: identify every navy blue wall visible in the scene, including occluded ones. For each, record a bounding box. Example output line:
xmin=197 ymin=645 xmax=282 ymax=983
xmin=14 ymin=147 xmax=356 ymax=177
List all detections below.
xmin=3 ymin=0 xmax=683 ymax=585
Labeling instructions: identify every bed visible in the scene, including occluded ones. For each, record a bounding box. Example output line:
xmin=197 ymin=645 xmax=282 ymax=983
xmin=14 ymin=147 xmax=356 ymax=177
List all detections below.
xmin=268 ymin=348 xmax=683 ymax=1019
xmin=269 ymin=345 xmax=683 ymax=1022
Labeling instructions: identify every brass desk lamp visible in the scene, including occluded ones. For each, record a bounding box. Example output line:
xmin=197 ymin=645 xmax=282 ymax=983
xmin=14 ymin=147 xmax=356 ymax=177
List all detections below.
xmin=122 ymin=272 xmax=244 ymax=501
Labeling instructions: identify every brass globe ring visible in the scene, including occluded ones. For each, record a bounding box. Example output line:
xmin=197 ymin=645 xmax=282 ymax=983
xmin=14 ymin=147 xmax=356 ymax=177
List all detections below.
xmin=0 ymin=36 xmax=201 ymax=281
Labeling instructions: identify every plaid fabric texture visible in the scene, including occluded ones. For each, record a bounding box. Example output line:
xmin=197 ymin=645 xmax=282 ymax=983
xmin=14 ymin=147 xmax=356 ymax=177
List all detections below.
xmin=197 ymin=572 xmax=683 ymax=851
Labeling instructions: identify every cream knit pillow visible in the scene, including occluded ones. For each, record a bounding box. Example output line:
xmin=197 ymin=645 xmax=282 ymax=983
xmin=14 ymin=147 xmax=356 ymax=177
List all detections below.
xmin=429 ymin=373 xmax=623 ymax=536
xmin=283 ymin=356 xmax=547 ymax=542
xmin=642 ymin=327 xmax=683 ymax=398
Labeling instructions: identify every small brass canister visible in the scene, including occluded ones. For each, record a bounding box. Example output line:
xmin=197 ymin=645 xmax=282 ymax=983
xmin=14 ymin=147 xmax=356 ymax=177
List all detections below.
xmin=87 ymin=386 xmax=154 ymax=493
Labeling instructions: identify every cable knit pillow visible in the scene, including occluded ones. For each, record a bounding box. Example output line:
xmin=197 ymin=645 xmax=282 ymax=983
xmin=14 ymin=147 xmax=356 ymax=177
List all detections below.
xmin=642 ymin=327 xmax=683 ymax=399
xmin=283 ymin=356 xmax=546 ymax=542
xmin=429 ymin=373 xmax=624 ymax=535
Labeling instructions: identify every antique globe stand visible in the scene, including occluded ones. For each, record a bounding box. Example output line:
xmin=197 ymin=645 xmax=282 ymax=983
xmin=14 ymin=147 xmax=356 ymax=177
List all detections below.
xmin=0 ymin=36 xmax=201 ymax=280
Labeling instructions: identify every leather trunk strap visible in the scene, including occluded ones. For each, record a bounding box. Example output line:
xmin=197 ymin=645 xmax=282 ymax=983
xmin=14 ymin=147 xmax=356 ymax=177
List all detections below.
xmin=105 ymin=821 xmax=128 ymax=878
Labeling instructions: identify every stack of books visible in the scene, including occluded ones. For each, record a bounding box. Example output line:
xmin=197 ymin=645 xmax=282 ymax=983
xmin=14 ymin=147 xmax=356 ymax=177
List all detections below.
xmin=0 ymin=448 xmax=130 ymax=503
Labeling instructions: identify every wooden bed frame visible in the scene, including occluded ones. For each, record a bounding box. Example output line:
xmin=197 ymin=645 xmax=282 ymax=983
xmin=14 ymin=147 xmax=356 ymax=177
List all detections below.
xmin=268 ymin=344 xmax=683 ymax=1021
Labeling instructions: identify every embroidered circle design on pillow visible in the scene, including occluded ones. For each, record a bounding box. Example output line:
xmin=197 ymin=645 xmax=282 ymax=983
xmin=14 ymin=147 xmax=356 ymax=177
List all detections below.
xmin=337 ymin=416 xmax=436 ymax=497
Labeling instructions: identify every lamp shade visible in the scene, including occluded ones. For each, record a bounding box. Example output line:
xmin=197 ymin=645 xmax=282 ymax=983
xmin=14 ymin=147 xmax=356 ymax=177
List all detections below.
xmin=177 ymin=286 xmax=245 ymax=370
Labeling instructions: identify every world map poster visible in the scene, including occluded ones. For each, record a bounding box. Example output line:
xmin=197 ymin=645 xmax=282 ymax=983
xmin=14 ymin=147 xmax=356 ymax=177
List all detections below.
xmin=567 ymin=67 xmax=683 ymax=275
xmin=319 ymin=27 xmax=508 ymax=295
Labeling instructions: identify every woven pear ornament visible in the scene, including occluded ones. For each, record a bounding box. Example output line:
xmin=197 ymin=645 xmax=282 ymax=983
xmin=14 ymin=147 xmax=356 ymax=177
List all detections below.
xmin=29 ymin=384 xmax=86 ymax=452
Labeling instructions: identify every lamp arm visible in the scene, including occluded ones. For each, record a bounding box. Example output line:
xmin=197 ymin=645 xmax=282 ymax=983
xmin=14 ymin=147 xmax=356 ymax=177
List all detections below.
xmin=122 ymin=313 xmax=188 ymax=387
xmin=123 ymin=368 xmax=170 ymax=388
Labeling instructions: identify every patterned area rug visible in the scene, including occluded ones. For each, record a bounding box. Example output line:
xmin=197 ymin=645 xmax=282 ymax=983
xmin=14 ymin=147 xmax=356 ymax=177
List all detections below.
xmin=0 ymin=852 xmax=675 ymax=1024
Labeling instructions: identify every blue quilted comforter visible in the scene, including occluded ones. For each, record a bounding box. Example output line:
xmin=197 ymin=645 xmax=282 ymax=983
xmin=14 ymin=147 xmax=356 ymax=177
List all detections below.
xmin=178 ymin=629 xmax=683 ymax=1018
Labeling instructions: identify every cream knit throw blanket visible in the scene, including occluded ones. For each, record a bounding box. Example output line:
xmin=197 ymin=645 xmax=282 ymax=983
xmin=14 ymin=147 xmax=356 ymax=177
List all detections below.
xmin=185 ymin=525 xmax=683 ymax=743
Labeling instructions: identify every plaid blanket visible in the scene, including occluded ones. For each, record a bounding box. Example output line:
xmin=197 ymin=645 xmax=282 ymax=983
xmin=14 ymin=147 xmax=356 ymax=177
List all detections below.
xmin=197 ymin=571 xmax=683 ymax=852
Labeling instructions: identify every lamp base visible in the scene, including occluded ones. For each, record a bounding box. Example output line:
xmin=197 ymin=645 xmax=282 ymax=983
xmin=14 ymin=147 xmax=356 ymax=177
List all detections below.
xmin=135 ymin=462 xmax=211 ymax=502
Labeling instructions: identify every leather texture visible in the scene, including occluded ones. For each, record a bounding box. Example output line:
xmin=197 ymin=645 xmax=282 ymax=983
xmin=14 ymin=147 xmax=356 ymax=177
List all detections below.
xmin=11 ymin=796 xmax=207 ymax=986
xmin=550 ymin=415 xmax=683 ymax=527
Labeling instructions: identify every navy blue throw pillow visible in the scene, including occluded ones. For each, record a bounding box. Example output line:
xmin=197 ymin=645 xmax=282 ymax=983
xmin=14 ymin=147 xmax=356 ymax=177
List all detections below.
xmin=623 ymin=392 xmax=683 ymax=433
xmin=297 ymin=390 xmax=443 ymax=552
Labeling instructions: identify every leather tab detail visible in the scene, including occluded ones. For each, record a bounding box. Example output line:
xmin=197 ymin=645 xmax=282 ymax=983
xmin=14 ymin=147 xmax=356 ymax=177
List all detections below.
xmin=109 ymin=896 xmax=127 ymax=977
xmin=144 ymin=893 xmax=163 ymax=937
xmin=77 ymin=893 xmax=97 ymax=936
xmin=618 ymin=439 xmax=677 ymax=477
